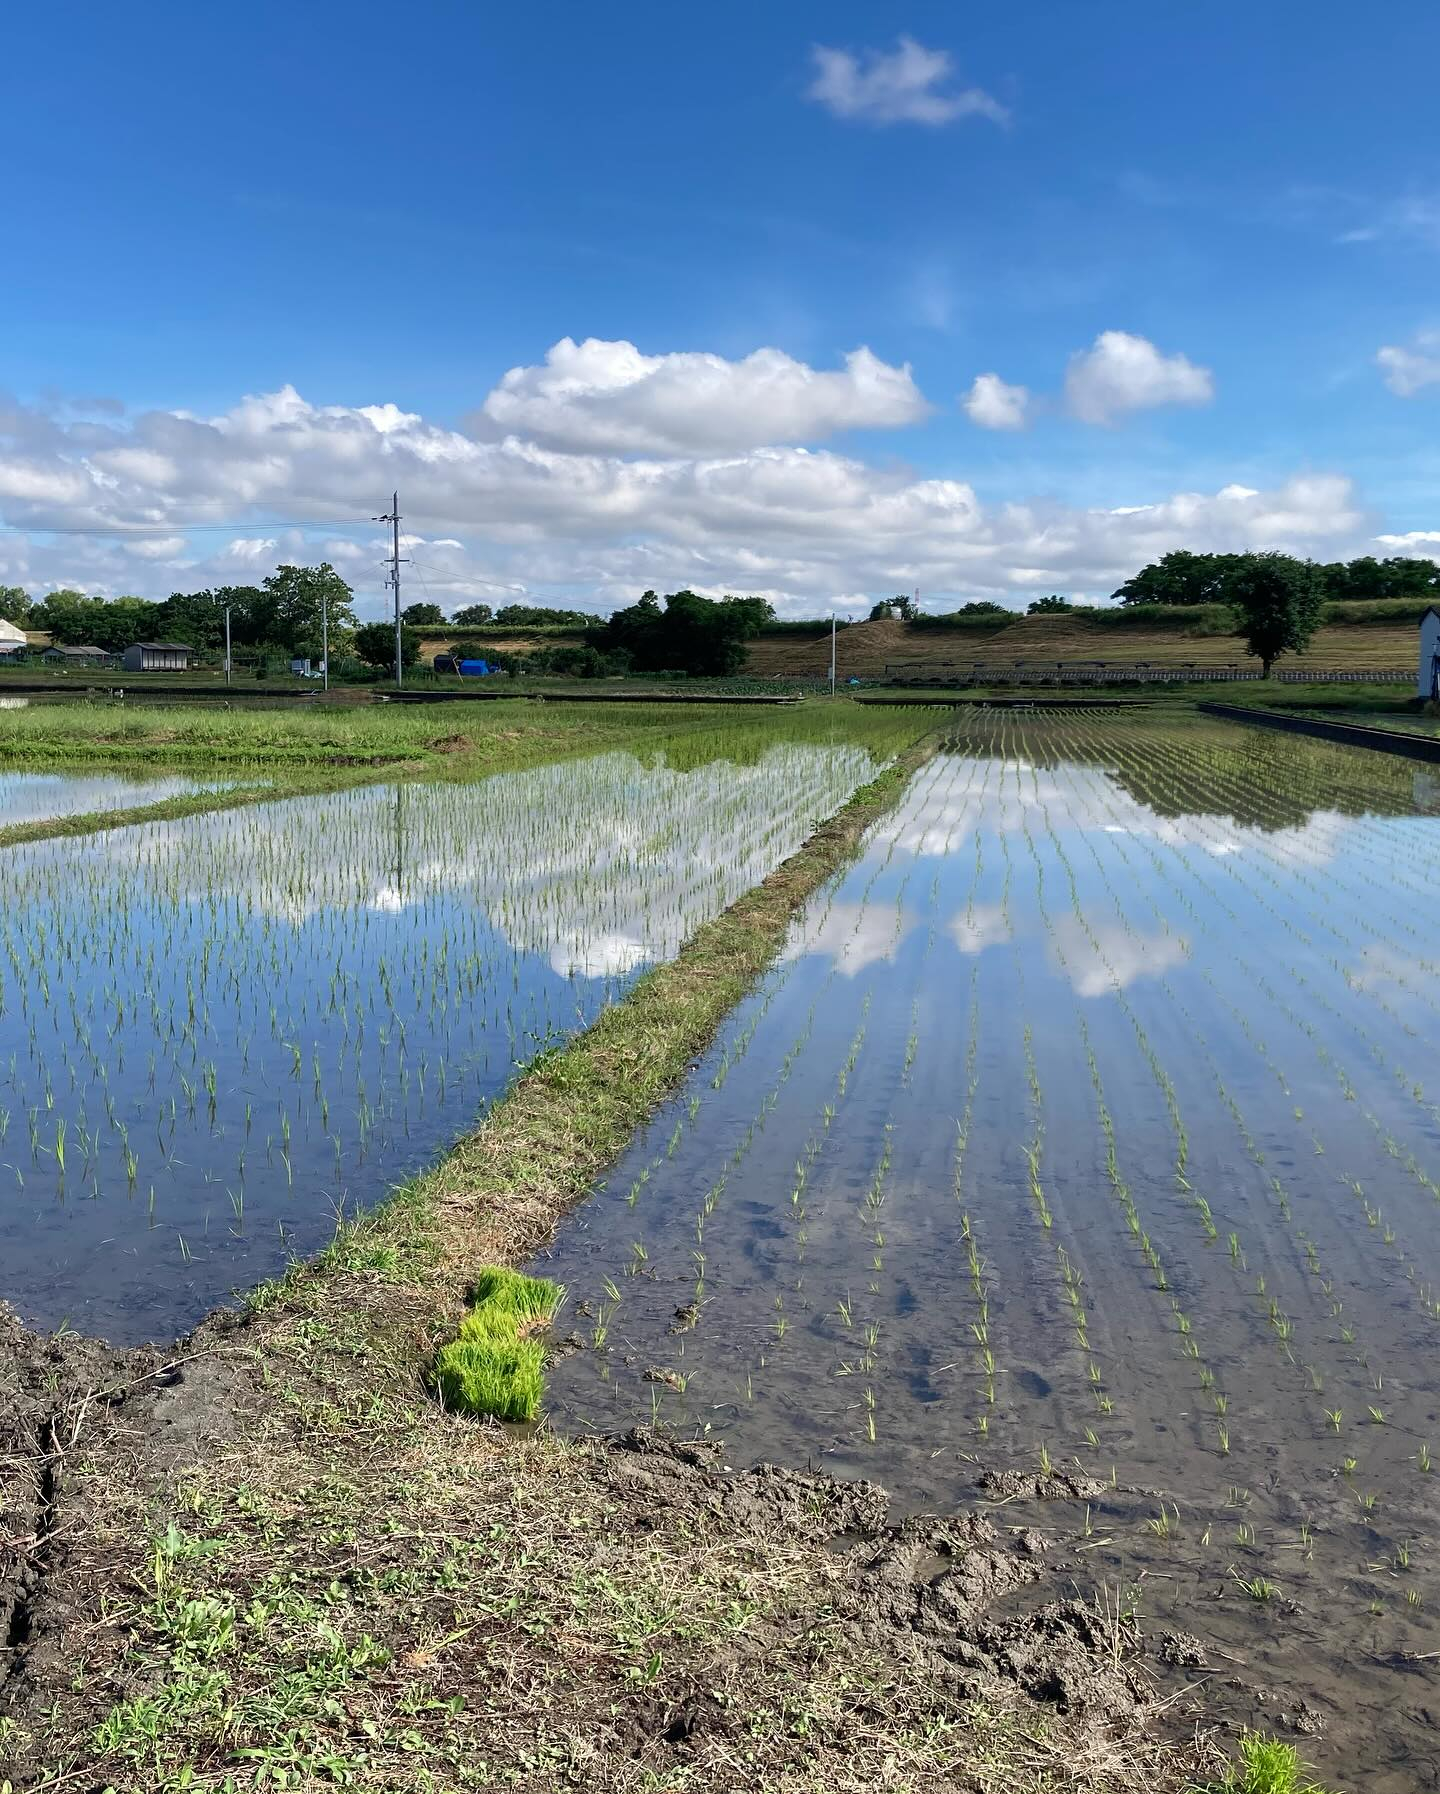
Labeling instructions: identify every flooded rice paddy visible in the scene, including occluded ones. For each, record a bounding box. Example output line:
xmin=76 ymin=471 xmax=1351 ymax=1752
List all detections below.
xmin=540 ymin=713 xmax=1440 ymax=1788
xmin=0 ymin=769 xmax=224 ymax=827
xmin=0 ymin=738 xmax=886 ymax=1340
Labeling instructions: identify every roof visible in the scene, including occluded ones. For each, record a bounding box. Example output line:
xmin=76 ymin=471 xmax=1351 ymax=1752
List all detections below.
xmin=45 ymin=644 xmax=108 ymax=656
xmin=0 ymin=617 xmax=26 ymax=643
xmin=130 ymin=641 xmax=193 ymax=651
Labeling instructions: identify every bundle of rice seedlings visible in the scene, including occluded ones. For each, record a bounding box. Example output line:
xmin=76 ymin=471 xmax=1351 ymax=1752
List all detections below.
xmin=431 ymin=1266 xmax=562 ymax=1421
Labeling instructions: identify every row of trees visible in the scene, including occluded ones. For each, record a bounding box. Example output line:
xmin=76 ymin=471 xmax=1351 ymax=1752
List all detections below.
xmin=0 ymin=567 xmax=358 ymax=660
xmin=1113 ymin=550 xmax=1439 ymax=608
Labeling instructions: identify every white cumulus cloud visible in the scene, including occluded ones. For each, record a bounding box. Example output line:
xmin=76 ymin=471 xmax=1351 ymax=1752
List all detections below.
xmin=1376 ymin=330 xmax=1440 ymax=397
xmin=806 ymin=36 xmax=1008 ymax=128
xmin=1063 ymin=330 xmax=1214 ymax=425
xmin=962 ymin=372 xmax=1030 ymax=431
xmin=0 ymin=377 xmax=1380 ymax=618
xmin=475 ymin=337 xmax=928 ymax=454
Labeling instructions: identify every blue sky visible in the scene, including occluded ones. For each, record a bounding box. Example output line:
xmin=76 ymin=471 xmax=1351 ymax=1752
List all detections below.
xmin=3 ymin=1 xmax=1438 ymax=616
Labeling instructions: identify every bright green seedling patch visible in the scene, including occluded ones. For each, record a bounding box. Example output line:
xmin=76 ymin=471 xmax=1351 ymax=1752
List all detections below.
xmin=431 ymin=1266 xmax=562 ymax=1421
xmin=1189 ymin=1730 xmax=1336 ymax=1794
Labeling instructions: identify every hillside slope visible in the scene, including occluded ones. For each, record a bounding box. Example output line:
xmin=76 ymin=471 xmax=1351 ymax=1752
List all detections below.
xmin=746 ymin=615 xmax=1420 ymax=680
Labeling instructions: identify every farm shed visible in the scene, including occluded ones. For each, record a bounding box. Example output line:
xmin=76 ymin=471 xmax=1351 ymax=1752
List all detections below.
xmin=42 ymin=644 xmax=111 ymax=663
xmin=1421 ymin=608 xmax=1440 ymax=701
xmin=0 ymin=617 xmax=26 ymax=649
xmin=123 ymin=641 xmax=192 ymax=672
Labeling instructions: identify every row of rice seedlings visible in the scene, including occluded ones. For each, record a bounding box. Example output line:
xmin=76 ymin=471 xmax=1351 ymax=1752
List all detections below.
xmin=1198 ymin=964 xmax=1440 ymax=1327
xmin=1019 ymin=777 xmax=1234 ymax=1446
xmin=950 ymin=964 xmax=1004 ymax=1438
xmin=640 ymin=752 xmax=984 ymax=1426
xmin=1086 ymin=767 xmax=1440 ymax=1308
xmin=1047 ymin=727 xmax=1438 ymax=1535
xmin=1045 ymin=783 xmax=1340 ymax=1432
xmin=1001 ymin=789 xmax=1129 ymax=1446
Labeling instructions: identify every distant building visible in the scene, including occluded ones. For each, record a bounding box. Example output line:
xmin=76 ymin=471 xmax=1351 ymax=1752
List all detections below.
xmin=122 ymin=642 xmax=192 ymax=672
xmin=1422 ymin=608 xmax=1440 ymax=701
xmin=0 ymin=617 xmax=26 ymax=649
xmin=42 ymin=644 xmax=111 ymax=664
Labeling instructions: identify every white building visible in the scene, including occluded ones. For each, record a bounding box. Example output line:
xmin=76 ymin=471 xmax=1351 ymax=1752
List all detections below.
xmin=1421 ymin=607 xmax=1440 ymax=701
xmin=0 ymin=616 xmax=26 ymax=656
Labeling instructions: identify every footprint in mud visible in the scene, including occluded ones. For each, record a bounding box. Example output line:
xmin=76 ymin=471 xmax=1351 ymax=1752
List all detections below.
xmin=1015 ymin=1369 xmax=1053 ymax=1399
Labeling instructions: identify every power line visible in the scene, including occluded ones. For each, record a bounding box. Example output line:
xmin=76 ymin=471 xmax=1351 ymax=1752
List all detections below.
xmin=0 ymin=517 xmax=374 ymax=537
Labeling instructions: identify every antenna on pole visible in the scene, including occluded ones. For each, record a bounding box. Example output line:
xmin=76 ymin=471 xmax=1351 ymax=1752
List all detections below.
xmin=374 ymin=492 xmax=407 ymax=689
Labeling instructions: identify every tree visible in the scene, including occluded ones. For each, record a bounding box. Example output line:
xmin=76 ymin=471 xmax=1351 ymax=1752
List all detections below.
xmin=955 ymin=601 xmax=1008 ymax=616
xmin=0 ymin=585 xmax=31 ymax=627
xmin=31 ymin=591 xmax=162 ymax=651
xmin=1112 ymin=551 xmax=1238 ymax=607
xmin=354 ymin=621 xmax=418 ymax=669
xmin=259 ymin=564 xmax=357 ymax=660
xmin=1227 ymin=552 xmax=1325 ymax=677
xmin=401 ymin=602 xmax=446 ymax=626
xmin=452 ymin=603 xmax=494 ymax=626
xmin=601 ymin=589 xmax=770 ymax=676
xmin=1320 ymin=554 xmax=1440 ymax=601
xmin=493 ymin=603 xmax=597 ymax=627
xmin=1028 ymin=594 xmax=1073 ymax=614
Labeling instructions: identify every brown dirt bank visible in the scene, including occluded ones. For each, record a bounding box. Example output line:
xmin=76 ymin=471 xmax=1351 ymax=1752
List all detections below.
xmin=0 ymin=1299 xmax=1235 ymax=1792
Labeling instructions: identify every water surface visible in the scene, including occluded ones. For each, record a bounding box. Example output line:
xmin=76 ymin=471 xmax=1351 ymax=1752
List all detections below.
xmin=539 ymin=713 xmax=1440 ymax=1791
xmin=0 ymin=769 xmax=224 ymax=827
xmin=0 ymin=741 xmax=881 ymax=1340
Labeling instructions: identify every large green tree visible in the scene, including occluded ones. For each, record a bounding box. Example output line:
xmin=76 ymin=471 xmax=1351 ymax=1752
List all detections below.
xmin=1227 ymin=552 xmax=1326 ymax=677
xmin=354 ymin=621 xmax=417 ymax=670
xmin=493 ymin=603 xmax=597 ymax=627
xmin=1113 ymin=551 xmax=1241 ymax=607
xmin=256 ymin=564 xmax=357 ymax=659
xmin=601 ymin=589 xmax=773 ymax=675
xmin=452 ymin=603 xmax=494 ymax=626
xmin=401 ymin=602 xmax=446 ymax=626
xmin=0 ymin=585 xmax=31 ymax=627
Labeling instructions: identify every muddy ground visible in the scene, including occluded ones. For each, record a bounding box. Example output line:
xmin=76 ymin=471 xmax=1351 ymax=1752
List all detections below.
xmin=0 ymin=1271 xmax=1334 ymax=1793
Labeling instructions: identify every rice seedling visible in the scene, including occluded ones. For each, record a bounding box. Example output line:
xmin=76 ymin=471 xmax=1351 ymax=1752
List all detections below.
xmin=431 ymin=1266 xmax=562 ymax=1422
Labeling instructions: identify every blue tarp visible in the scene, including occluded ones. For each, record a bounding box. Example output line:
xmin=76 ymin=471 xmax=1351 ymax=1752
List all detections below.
xmin=458 ymin=659 xmax=493 ymax=677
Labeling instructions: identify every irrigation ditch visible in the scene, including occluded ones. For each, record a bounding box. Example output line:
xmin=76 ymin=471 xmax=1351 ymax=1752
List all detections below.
xmin=0 ymin=718 xmax=1377 ymax=1791
xmin=1198 ymin=701 xmax=1440 ymax=762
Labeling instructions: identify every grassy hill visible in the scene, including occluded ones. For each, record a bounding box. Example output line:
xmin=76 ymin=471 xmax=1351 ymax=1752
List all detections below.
xmin=745 ymin=613 xmax=1422 ymax=681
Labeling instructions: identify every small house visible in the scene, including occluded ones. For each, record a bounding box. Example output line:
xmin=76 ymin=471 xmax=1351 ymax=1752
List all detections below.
xmin=122 ymin=641 xmax=192 ymax=672
xmin=42 ymin=644 xmax=111 ymax=664
xmin=1421 ymin=608 xmax=1440 ymax=701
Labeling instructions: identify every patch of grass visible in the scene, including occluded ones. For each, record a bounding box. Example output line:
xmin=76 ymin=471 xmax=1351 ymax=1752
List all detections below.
xmin=1190 ymin=1731 xmax=1336 ymax=1794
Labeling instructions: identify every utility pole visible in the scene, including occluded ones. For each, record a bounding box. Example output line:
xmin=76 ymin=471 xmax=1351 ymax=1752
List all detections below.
xmin=830 ymin=613 xmax=837 ymax=697
xmin=374 ymin=491 xmax=405 ymax=689
xmin=321 ymin=589 xmax=329 ymax=692
xmin=224 ymin=605 xmax=232 ymax=688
